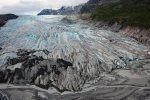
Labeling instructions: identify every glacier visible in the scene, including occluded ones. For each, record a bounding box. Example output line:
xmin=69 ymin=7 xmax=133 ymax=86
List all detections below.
xmin=0 ymin=15 xmax=150 ymax=100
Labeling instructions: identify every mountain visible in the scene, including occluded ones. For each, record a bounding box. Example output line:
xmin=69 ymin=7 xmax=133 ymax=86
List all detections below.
xmin=0 ymin=14 xmax=18 ymax=27
xmin=37 ymin=5 xmax=83 ymax=15
xmin=37 ymin=7 xmax=73 ymax=15
xmin=37 ymin=9 xmax=58 ymax=15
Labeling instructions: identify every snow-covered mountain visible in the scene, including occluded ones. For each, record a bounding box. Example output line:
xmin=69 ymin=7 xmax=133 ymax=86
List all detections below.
xmin=38 ymin=5 xmax=83 ymax=15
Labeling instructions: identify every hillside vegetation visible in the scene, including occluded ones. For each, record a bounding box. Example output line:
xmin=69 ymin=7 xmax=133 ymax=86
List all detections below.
xmin=91 ymin=0 xmax=150 ymax=29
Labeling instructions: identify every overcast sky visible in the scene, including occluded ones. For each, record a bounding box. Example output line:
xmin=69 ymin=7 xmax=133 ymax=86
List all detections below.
xmin=0 ymin=0 xmax=88 ymax=15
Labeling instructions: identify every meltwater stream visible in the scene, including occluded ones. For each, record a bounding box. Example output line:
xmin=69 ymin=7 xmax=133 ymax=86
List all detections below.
xmin=0 ymin=15 xmax=149 ymax=84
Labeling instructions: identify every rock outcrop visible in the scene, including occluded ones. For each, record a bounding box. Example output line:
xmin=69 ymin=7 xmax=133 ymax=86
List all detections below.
xmin=0 ymin=14 xmax=18 ymax=27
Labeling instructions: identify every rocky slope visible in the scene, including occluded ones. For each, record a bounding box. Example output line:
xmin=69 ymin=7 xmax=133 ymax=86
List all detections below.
xmin=0 ymin=15 xmax=150 ymax=100
xmin=120 ymin=27 xmax=150 ymax=46
xmin=0 ymin=14 xmax=18 ymax=27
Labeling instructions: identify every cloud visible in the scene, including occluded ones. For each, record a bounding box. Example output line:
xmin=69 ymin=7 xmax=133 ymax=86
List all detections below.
xmin=0 ymin=0 xmax=19 ymax=6
xmin=0 ymin=0 xmax=88 ymax=15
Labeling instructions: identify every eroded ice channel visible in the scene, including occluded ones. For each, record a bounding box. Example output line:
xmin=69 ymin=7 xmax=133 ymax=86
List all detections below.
xmin=0 ymin=15 xmax=149 ymax=86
